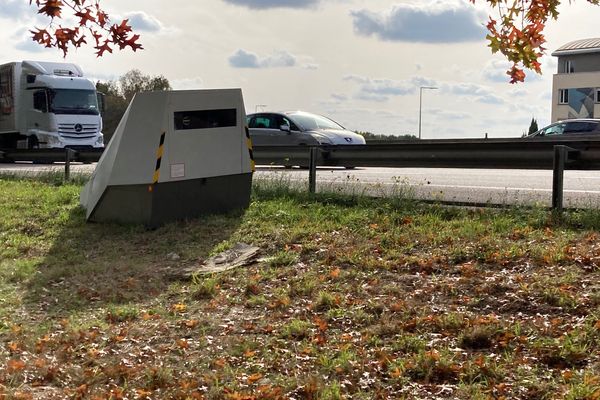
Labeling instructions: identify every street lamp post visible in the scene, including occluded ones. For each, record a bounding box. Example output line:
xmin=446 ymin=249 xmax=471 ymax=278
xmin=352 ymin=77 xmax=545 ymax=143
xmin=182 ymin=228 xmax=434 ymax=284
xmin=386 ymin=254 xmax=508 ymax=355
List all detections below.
xmin=418 ymin=86 xmax=437 ymax=140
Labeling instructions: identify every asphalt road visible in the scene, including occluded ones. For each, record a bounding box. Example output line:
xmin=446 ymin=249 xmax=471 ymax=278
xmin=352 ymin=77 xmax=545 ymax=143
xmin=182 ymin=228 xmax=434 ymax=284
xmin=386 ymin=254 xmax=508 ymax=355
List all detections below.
xmin=256 ymin=166 xmax=600 ymax=208
xmin=2 ymin=162 xmax=599 ymax=208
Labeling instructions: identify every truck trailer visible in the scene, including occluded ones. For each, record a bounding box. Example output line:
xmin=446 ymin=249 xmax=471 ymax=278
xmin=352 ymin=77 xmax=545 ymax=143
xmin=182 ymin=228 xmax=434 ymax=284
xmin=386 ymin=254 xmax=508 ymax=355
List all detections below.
xmin=0 ymin=60 xmax=104 ymax=149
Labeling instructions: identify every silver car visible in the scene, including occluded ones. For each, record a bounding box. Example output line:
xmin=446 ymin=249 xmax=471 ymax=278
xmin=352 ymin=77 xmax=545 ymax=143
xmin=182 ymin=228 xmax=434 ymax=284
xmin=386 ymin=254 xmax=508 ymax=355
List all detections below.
xmin=247 ymin=111 xmax=366 ymax=146
xmin=527 ymin=118 xmax=600 ymax=138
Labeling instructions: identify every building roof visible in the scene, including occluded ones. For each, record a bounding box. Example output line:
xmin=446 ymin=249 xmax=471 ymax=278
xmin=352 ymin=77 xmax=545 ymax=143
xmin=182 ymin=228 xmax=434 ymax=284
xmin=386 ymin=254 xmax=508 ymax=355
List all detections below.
xmin=552 ymin=38 xmax=600 ymax=56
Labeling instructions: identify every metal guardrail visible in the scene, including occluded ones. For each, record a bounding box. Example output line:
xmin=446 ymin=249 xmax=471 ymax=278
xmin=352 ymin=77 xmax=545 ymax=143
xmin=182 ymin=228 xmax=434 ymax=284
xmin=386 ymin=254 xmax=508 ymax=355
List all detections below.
xmin=253 ymin=138 xmax=600 ymax=170
xmin=2 ymin=137 xmax=600 ymax=210
xmin=0 ymin=148 xmax=104 ymax=164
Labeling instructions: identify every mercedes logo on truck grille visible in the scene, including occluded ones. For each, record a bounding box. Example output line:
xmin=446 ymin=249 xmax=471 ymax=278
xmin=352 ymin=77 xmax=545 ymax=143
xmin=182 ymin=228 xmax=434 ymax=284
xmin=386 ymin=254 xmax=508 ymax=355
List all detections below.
xmin=74 ymin=124 xmax=83 ymax=133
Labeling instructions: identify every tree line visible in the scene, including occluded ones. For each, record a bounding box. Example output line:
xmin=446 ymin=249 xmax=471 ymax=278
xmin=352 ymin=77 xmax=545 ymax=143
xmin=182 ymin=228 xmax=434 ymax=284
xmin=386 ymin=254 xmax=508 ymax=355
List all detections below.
xmin=356 ymin=131 xmax=418 ymax=142
xmin=96 ymin=70 xmax=171 ymax=143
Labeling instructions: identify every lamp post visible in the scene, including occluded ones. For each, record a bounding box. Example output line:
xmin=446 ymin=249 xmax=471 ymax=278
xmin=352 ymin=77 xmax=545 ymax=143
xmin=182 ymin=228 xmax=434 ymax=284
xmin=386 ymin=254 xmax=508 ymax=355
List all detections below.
xmin=418 ymin=86 xmax=437 ymax=140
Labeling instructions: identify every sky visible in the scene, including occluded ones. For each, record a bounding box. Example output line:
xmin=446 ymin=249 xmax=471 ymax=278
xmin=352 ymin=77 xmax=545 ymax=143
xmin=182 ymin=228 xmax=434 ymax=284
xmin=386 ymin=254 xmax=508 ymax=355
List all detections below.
xmin=1 ymin=0 xmax=599 ymax=138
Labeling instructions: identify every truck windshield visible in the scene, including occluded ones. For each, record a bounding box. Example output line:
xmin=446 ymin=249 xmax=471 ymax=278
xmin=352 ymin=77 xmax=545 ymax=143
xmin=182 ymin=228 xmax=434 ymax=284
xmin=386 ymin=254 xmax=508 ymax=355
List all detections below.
xmin=49 ymin=89 xmax=99 ymax=115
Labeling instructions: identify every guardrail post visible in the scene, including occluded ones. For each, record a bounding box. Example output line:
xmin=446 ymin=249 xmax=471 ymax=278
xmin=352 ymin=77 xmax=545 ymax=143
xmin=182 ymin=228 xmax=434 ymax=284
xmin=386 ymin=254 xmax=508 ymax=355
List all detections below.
xmin=308 ymin=147 xmax=318 ymax=193
xmin=65 ymin=148 xmax=76 ymax=181
xmin=552 ymin=145 xmax=567 ymax=211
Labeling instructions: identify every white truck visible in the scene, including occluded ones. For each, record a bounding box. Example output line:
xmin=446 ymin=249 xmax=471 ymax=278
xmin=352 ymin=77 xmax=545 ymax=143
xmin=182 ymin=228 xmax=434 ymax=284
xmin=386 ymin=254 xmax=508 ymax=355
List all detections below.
xmin=0 ymin=60 xmax=104 ymax=149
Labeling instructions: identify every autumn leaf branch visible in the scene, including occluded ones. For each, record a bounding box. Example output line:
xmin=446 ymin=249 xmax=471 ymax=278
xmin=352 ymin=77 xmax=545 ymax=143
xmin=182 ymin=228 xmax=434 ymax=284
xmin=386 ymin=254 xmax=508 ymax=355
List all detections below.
xmin=29 ymin=0 xmax=142 ymax=57
xmin=472 ymin=0 xmax=600 ymax=83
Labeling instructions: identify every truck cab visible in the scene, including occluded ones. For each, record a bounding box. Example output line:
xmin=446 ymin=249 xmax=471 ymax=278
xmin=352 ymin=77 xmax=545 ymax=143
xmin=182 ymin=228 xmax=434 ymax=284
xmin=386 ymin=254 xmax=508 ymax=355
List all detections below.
xmin=0 ymin=61 xmax=104 ymax=149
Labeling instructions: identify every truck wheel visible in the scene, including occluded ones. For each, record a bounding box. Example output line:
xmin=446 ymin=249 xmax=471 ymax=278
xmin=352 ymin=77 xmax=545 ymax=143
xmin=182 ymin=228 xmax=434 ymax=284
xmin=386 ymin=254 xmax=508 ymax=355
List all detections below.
xmin=27 ymin=136 xmax=39 ymax=149
xmin=28 ymin=136 xmax=49 ymax=164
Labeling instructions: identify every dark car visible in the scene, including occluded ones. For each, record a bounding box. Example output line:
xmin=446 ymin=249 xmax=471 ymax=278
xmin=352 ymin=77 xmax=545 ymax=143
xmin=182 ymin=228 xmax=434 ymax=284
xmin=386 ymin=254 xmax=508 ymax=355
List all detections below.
xmin=527 ymin=119 xmax=600 ymax=138
xmin=247 ymin=111 xmax=366 ymax=146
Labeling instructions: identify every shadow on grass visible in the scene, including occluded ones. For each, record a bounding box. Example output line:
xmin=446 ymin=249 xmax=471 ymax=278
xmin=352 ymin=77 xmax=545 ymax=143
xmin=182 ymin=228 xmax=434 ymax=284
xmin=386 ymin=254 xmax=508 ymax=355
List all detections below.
xmin=18 ymin=178 xmax=600 ymax=320
xmin=24 ymin=205 xmax=244 ymax=317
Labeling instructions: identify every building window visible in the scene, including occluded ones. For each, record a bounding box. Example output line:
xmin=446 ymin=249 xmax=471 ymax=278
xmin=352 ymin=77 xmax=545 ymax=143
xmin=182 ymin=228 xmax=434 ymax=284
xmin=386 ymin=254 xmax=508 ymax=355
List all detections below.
xmin=565 ymin=60 xmax=574 ymax=73
xmin=596 ymin=88 xmax=600 ymax=103
xmin=559 ymin=89 xmax=569 ymax=104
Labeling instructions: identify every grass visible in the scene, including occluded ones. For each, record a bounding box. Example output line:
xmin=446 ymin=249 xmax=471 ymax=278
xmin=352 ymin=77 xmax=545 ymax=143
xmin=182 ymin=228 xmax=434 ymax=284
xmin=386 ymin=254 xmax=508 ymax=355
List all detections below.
xmin=1 ymin=174 xmax=600 ymax=399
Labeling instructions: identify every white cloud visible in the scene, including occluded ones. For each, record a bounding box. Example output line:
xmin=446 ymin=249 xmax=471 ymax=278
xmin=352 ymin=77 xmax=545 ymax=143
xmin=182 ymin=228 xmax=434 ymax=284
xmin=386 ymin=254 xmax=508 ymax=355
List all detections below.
xmin=15 ymin=37 xmax=48 ymax=53
xmin=442 ymin=82 xmax=505 ymax=105
xmin=171 ymin=77 xmax=204 ymax=90
xmin=331 ymin=93 xmax=348 ymax=102
xmin=482 ymin=59 xmax=545 ymax=83
xmin=0 ymin=0 xmax=31 ymax=20
xmin=343 ymin=74 xmax=439 ymax=102
xmin=229 ymin=49 xmax=261 ymax=68
xmin=344 ymin=75 xmax=416 ymax=97
xmin=302 ymin=63 xmax=319 ymax=70
xmin=11 ymin=28 xmax=54 ymax=54
xmin=344 ymin=74 xmax=504 ymax=105
xmin=222 ymin=0 xmax=319 ymax=9
xmin=229 ymin=49 xmax=297 ymax=68
xmin=508 ymin=87 xmax=528 ymax=97
xmin=429 ymin=108 xmax=471 ymax=120
xmin=351 ymin=1 xmax=486 ymax=43
xmin=482 ymin=59 xmax=513 ymax=83
xmin=123 ymin=11 xmax=165 ymax=33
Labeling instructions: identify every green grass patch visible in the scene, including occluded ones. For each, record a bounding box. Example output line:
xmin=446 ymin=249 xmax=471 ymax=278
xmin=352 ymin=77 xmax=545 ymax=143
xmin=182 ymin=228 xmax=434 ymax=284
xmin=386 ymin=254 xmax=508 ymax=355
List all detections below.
xmin=1 ymin=175 xmax=600 ymax=399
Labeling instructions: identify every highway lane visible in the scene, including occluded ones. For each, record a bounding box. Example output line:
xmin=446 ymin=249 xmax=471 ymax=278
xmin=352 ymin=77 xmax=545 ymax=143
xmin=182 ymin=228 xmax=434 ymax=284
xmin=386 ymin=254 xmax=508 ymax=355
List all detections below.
xmin=1 ymin=162 xmax=599 ymax=208
xmin=256 ymin=167 xmax=600 ymax=207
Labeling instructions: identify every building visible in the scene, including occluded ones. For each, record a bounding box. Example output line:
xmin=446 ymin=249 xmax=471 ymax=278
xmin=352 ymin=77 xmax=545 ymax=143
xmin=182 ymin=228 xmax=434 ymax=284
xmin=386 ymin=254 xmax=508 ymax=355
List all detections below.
xmin=551 ymin=38 xmax=600 ymax=122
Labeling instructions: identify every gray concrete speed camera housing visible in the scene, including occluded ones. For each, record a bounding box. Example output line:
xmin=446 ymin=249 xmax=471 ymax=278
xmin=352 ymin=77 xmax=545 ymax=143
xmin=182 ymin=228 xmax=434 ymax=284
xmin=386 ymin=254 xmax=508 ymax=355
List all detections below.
xmin=80 ymin=89 xmax=255 ymax=227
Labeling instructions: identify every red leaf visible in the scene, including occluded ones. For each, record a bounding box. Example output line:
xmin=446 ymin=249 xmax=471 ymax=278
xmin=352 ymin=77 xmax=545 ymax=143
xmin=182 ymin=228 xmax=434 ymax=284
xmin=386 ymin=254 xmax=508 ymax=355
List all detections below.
xmin=75 ymin=9 xmax=96 ymax=26
xmin=31 ymin=28 xmax=52 ymax=47
xmin=37 ymin=0 xmax=63 ymax=18
xmin=95 ymin=40 xmax=113 ymax=57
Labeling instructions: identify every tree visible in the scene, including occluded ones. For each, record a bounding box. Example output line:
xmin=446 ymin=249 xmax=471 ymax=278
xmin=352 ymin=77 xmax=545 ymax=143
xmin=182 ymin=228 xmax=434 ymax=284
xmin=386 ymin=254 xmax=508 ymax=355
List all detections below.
xmin=528 ymin=117 xmax=539 ymax=135
xmin=356 ymin=131 xmax=418 ymax=142
xmin=96 ymin=69 xmax=171 ymax=142
xmin=118 ymin=69 xmax=171 ymax=103
xmin=29 ymin=0 xmax=142 ymax=56
xmin=472 ymin=0 xmax=600 ymax=83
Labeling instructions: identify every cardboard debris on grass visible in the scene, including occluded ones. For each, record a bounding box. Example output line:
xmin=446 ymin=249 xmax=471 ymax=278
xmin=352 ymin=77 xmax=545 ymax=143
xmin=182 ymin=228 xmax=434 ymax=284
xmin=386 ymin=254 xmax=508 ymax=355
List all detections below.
xmin=171 ymin=243 xmax=261 ymax=279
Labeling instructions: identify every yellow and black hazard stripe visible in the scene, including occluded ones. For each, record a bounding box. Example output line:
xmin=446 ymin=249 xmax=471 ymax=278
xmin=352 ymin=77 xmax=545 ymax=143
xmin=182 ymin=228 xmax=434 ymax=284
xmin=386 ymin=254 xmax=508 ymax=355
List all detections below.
xmin=148 ymin=131 xmax=166 ymax=192
xmin=245 ymin=126 xmax=256 ymax=172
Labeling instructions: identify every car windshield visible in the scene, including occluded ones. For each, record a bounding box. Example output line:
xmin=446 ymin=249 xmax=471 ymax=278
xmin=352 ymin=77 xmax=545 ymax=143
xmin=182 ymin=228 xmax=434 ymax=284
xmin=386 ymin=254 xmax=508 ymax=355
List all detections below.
xmin=49 ymin=89 xmax=99 ymax=115
xmin=287 ymin=112 xmax=344 ymax=130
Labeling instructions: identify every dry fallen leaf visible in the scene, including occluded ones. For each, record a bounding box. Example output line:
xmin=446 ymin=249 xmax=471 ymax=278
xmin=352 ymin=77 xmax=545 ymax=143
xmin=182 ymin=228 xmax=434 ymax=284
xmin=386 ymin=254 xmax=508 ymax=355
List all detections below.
xmin=247 ymin=373 xmax=263 ymax=384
